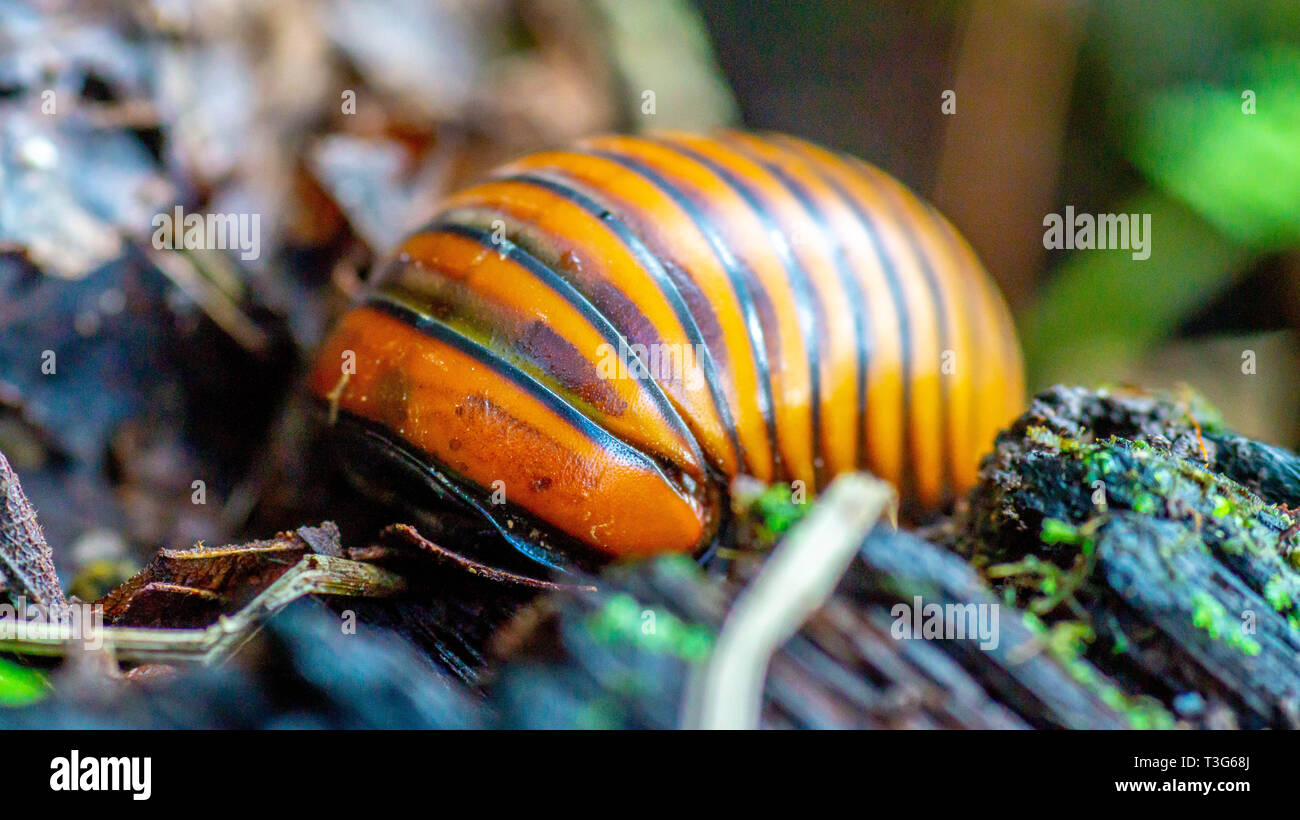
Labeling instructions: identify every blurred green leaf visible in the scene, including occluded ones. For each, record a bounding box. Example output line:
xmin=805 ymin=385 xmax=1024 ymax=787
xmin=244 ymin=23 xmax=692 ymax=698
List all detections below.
xmin=0 ymin=657 xmax=48 ymax=707
xmin=1128 ymin=47 xmax=1300 ymax=249
xmin=1026 ymin=45 xmax=1299 ymax=389
xmin=1023 ymin=190 xmax=1250 ymax=388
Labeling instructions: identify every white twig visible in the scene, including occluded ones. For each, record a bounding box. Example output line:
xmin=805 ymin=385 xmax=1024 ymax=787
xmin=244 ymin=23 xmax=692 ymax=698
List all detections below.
xmin=0 ymin=554 xmax=405 ymax=664
xmin=683 ymin=473 xmax=895 ymax=729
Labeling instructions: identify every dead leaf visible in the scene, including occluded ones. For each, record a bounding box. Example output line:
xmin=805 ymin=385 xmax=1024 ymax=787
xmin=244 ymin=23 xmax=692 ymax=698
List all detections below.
xmin=99 ymin=521 xmax=342 ymax=626
xmin=0 ymin=449 xmax=67 ymax=611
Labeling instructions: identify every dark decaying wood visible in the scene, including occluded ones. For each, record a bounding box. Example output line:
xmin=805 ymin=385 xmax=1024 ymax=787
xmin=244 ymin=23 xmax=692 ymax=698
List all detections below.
xmin=6 ymin=386 xmax=1300 ymax=729
xmin=486 ymin=523 xmax=1131 ymax=729
xmin=956 ymin=385 xmax=1300 ymax=728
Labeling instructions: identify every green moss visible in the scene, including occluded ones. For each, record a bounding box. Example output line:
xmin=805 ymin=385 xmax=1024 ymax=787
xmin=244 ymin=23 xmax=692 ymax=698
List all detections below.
xmin=1039 ymin=436 xmax=1294 ymax=574
xmin=1025 ymin=426 xmax=1063 ymax=449
xmin=1191 ymin=592 xmax=1261 ymax=655
xmin=1132 ymin=492 xmax=1158 ymax=514
xmin=1020 ymin=613 xmax=1175 ymax=730
xmin=1265 ymin=574 xmax=1293 ymax=612
xmin=586 ymin=592 xmax=714 ymax=662
xmin=755 ymin=485 xmax=807 ymax=535
xmin=1041 ymin=518 xmax=1083 ymax=545
xmin=1211 ymin=495 xmax=1233 ymax=518
xmin=730 ymin=481 xmax=815 ymax=551
xmin=1110 ymin=629 xmax=1129 ymax=655
xmin=986 ymin=519 xmax=1101 ymax=618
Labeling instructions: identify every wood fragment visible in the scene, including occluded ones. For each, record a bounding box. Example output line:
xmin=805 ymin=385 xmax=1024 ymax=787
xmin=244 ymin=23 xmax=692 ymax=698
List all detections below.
xmin=101 ymin=522 xmax=341 ymax=626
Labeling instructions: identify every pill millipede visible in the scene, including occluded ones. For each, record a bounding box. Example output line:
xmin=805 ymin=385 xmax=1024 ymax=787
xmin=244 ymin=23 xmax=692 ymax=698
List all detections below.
xmin=309 ymin=131 xmax=1025 ymax=569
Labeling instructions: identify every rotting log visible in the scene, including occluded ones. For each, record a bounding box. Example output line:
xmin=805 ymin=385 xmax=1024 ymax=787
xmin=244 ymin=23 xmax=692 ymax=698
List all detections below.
xmin=955 ymin=385 xmax=1300 ymax=728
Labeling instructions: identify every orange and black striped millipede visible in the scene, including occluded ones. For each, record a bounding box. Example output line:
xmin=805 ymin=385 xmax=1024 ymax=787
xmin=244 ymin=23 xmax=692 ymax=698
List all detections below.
xmin=310 ymin=131 xmax=1025 ymax=569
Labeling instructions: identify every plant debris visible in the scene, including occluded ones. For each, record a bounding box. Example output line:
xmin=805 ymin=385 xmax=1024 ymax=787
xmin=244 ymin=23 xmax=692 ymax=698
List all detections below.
xmin=100 ymin=521 xmax=348 ymax=627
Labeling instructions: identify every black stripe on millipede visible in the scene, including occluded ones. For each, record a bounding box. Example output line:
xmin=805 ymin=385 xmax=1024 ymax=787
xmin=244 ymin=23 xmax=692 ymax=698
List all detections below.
xmin=363 ymin=293 xmax=683 ymax=490
xmin=773 ymin=138 xmax=918 ymax=501
xmin=420 ymin=219 xmax=708 ymax=472
xmin=646 ymin=136 xmax=830 ymax=488
xmin=575 ymin=147 xmax=783 ymax=479
xmin=708 ymin=135 xmax=874 ymax=483
xmin=484 ymin=170 xmax=744 ymax=471
xmin=846 ymin=156 xmax=955 ymax=506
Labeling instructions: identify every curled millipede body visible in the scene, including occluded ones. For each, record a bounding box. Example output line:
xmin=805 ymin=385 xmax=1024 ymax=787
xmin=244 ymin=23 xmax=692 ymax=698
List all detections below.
xmin=310 ymin=131 xmax=1025 ymax=566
